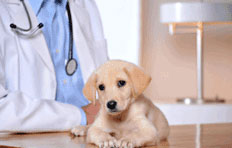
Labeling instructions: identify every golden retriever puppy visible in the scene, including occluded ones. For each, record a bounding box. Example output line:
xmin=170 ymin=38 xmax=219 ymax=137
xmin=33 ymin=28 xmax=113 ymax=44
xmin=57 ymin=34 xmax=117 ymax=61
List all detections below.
xmin=71 ymin=60 xmax=169 ymax=147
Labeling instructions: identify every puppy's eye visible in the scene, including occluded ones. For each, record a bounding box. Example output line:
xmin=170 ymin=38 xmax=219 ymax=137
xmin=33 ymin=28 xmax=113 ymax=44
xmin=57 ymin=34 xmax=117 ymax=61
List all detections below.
xmin=117 ymin=80 xmax=126 ymax=88
xmin=98 ymin=84 xmax=105 ymax=91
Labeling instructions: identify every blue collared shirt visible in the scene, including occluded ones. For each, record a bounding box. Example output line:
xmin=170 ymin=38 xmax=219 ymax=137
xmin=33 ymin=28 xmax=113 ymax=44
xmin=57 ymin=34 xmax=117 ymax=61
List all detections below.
xmin=28 ymin=0 xmax=89 ymax=125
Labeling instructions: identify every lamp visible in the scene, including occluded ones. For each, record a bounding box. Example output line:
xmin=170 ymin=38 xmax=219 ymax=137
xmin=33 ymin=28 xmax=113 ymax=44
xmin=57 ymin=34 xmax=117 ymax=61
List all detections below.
xmin=160 ymin=2 xmax=232 ymax=104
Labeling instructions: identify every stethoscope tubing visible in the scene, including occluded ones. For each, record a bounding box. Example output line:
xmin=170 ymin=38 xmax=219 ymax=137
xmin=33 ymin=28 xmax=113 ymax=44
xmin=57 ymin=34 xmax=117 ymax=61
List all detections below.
xmin=66 ymin=2 xmax=74 ymax=60
xmin=10 ymin=0 xmax=32 ymax=32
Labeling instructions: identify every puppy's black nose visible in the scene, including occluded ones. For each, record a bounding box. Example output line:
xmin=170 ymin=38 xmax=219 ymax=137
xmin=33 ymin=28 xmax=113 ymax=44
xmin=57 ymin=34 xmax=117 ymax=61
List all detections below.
xmin=107 ymin=100 xmax=117 ymax=110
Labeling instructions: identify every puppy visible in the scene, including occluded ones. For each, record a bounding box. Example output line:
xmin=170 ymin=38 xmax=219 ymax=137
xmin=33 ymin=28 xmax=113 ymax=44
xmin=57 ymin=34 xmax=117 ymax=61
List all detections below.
xmin=71 ymin=60 xmax=169 ymax=147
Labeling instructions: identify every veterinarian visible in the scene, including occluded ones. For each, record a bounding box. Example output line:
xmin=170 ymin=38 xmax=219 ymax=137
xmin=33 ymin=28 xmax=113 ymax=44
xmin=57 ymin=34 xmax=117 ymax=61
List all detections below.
xmin=0 ymin=0 xmax=108 ymax=132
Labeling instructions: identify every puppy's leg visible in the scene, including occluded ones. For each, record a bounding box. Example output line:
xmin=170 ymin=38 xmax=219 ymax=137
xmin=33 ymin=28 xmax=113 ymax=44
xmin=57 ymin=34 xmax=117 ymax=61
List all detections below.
xmin=71 ymin=125 xmax=90 ymax=137
xmin=119 ymin=116 xmax=159 ymax=147
xmin=151 ymin=105 xmax=170 ymax=141
xmin=87 ymin=126 xmax=117 ymax=148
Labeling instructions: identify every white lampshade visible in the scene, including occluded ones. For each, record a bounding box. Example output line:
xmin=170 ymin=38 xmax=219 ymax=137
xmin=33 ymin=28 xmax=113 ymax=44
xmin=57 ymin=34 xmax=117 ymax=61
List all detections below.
xmin=160 ymin=2 xmax=232 ymax=24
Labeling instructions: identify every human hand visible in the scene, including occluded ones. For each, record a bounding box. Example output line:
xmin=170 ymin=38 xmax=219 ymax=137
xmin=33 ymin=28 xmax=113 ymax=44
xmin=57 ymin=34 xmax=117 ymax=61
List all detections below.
xmin=82 ymin=100 xmax=100 ymax=124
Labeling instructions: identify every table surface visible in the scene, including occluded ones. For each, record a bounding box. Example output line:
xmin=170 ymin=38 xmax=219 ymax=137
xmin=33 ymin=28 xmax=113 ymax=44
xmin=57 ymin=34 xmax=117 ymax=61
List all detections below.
xmin=0 ymin=123 xmax=232 ymax=148
xmin=154 ymin=99 xmax=232 ymax=104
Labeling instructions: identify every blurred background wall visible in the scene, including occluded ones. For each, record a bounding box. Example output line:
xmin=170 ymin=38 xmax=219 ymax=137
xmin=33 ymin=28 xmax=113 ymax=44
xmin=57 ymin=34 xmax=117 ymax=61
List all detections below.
xmin=96 ymin=0 xmax=232 ymax=103
xmin=141 ymin=0 xmax=232 ymax=103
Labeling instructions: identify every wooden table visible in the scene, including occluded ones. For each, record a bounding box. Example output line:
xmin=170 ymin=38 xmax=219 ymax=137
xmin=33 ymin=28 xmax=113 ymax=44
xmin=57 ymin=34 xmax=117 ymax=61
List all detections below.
xmin=0 ymin=123 xmax=232 ymax=148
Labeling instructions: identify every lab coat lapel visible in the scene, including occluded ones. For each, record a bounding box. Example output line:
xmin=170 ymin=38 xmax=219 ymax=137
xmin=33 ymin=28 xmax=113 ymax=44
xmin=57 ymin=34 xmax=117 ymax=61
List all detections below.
xmin=25 ymin=0 xmax=55 ymax=73
xmin=69 ymin=0 xmax=96 ymax=83
xmin=8 ymin=0 xmax=55 ymax=74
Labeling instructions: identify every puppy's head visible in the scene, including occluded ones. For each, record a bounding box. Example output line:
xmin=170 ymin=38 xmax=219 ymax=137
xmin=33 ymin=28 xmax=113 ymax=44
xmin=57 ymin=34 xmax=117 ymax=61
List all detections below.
xmin=83 ymin=60 xmax=151 ymax=115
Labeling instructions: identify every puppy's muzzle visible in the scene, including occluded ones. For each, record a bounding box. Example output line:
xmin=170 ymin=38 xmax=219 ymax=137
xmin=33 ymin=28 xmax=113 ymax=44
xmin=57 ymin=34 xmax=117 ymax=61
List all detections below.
xmin=107 ymin=100 xmax=117 ymax=112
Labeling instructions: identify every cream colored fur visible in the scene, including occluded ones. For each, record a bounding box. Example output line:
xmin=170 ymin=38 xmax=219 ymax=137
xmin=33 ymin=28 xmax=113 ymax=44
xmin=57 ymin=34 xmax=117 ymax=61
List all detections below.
xmin=71 ymin=60 xmax=169 ymax=148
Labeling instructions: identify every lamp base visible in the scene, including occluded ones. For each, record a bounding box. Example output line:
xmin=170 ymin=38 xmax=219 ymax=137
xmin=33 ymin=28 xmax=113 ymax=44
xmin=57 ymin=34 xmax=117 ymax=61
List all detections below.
xmin=177 ymin=97 xmax=225 ymax=104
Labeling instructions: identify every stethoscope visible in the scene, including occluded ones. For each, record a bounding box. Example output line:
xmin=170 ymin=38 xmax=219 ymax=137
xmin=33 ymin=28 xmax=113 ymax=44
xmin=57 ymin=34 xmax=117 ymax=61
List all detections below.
xmin=10 ymin=0 xmax=77 ymax=76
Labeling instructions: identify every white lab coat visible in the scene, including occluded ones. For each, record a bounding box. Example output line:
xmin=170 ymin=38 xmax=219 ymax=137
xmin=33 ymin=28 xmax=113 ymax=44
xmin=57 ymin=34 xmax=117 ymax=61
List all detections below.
xmin=0 ymin=0 xmax=108 ymax=133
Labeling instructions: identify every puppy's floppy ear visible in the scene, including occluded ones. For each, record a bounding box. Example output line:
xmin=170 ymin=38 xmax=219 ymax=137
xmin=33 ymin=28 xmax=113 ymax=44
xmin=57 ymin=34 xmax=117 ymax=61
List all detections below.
xmin=124 ymin=64 xmax=151 ymax=98
xmin=83 ymin=72 xmax=97 ymax=105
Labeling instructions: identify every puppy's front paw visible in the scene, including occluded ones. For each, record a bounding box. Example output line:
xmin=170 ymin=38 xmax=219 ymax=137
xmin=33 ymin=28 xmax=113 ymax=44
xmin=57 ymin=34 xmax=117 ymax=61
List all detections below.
xmin=117 ymin=139 xmax=134 ymax=148
xmin=71 ymin=125 xmax=88 ymax=137
xmin=97 ymin=138 xmax=117 ymax=148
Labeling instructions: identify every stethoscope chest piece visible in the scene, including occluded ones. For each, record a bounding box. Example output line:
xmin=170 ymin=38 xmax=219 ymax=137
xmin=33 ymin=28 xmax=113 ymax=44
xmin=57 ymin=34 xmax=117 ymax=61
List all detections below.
xmin=65 ymin=58 xmax=78 ymax=76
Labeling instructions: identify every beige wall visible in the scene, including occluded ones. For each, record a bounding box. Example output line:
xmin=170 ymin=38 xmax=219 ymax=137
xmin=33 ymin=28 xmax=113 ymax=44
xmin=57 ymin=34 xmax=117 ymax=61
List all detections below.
xmin=140 ymin=0 xmax=232 ymax=103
